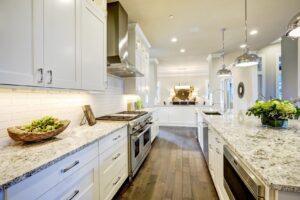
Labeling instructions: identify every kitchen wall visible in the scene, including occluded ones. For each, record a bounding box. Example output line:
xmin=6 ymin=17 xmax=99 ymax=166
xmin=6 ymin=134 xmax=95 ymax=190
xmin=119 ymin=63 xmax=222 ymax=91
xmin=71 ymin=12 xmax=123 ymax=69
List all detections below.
xmin=157 ymin=75 xmax=208 ymax=105
xmin=257 ymin=42 xmax=281 ymax=99
xmin=0 ymin=76 xmax=127 ymax=139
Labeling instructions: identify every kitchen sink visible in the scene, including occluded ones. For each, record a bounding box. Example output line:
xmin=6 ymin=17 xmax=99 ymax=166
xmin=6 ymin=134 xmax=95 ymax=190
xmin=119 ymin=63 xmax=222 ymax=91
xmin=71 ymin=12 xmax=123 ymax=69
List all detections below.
xmin=203 ymin=111 xmax=222 ymax=115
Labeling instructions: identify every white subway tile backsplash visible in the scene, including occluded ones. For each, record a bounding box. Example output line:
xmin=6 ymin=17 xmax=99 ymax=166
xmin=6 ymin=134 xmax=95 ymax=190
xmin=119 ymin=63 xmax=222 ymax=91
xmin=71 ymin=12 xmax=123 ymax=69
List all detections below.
xmin=0 ymin=76 xmax=126 ymax=139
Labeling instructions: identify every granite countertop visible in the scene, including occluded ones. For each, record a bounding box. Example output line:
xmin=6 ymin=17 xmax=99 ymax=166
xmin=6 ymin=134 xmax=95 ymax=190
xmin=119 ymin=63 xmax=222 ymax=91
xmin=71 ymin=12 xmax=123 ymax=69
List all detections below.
xmin=0 ymin=121 xmax=127 ymax=191
xmin=198 ymin=108 xmax=300 ymax=192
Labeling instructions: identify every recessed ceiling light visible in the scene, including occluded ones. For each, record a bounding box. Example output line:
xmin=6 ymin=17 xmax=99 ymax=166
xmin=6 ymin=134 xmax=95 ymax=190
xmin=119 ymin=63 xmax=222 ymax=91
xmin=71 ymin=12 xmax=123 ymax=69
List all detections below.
xmin=180 ymin=48 xmax=186 ymax=53
xmin=169 ymin=14 xmax=174 ymax=19
xmin=240 ymin=44 xmax=247 ymax=49
xmin=250 ymin=30 xmax=258 ymax=35
xmin=171 ymin=37 xmax=178 ymax=43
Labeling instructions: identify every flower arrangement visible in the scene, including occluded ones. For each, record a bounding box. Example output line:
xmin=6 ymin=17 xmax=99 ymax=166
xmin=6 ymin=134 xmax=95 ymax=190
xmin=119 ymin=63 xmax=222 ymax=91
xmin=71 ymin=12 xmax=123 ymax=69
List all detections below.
xmin=246 ymin=99 xmax=300 ymax=128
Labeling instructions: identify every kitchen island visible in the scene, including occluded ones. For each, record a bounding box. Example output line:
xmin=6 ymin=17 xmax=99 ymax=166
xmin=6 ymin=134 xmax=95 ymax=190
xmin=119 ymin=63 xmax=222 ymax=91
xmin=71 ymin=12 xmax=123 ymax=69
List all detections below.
xmin=197 ymin=108 xmax=300 ymax=200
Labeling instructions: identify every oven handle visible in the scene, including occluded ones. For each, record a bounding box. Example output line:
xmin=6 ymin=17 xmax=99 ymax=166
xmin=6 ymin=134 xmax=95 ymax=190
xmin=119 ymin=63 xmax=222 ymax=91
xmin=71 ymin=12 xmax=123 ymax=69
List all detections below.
xmin=132 ymin=125 xmax=151 ymax=139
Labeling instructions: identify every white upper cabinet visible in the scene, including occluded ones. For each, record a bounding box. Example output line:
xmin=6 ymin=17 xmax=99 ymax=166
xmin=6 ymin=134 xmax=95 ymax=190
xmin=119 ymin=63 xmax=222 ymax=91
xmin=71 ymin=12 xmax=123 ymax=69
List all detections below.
xmin=0 ymin=0 xmax=42 ymax=87
xmin=43 ymin=0 xmax=81 ymax=89
xmin=0 ymin=0 xmax=107 ymax=91
xmin=81 ymin=1 xmax=107 ymax=91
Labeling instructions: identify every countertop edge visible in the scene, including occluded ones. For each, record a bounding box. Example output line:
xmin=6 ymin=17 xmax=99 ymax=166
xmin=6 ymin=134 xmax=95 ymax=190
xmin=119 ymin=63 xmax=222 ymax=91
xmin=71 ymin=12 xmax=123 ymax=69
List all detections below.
xmin=0 ymin=124 xmax=127 ymax=191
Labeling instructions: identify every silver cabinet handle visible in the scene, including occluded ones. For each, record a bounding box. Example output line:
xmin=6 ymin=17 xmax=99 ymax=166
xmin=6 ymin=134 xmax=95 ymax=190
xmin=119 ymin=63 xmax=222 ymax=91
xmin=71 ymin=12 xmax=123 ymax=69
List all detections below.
xmin=61 ymin=160 xmax=80 ymax=173
xmin=215 ymin=137 xmax=220 ymax=143
xmin=47 ymin=70 xmax=53 ymax=84
xmin=66 ymin=190 xmax=79 ymax=200
xmin=113 ymin=177 xmax=121 ymax=185
xmin=112 ymin=153 xmax=121 ymax=160
xmin=37 ymin=68 xmax=43 ymax=83
xmin=216 ymin=148 xmax=220 ymax=154
xmin=113 ymin=135 xmax=121 ymax=141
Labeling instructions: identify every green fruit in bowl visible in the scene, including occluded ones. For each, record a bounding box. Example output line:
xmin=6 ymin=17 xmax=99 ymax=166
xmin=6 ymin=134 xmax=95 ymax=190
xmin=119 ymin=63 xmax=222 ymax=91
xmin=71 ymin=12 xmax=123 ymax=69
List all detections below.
xmin=20 ymin=116 xmax=64 ymax=134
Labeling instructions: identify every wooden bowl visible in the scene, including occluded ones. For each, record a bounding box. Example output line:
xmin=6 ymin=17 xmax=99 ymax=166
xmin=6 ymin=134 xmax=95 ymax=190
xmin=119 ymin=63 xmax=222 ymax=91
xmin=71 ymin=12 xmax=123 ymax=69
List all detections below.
xmin=7 ymin=120 xmax=71 ymax=142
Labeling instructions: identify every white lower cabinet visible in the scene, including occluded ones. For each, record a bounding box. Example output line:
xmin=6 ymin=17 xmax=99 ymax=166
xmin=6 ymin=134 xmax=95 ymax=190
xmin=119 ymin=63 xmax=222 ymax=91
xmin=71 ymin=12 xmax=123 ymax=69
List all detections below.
xmin=208 ymin=127 xmax=229 ymax=200
xmin=38 ymin=158 xmax=99 ymax=200
xmin=158 ymin=106 xmax=197 ymax=127
xmin=99 ymin=128 xmax=128 ymax=200
xmin=151 ymin=121 xmax=159 ymax=142
xmin=6 ymin=143 xmax=98 ymax=200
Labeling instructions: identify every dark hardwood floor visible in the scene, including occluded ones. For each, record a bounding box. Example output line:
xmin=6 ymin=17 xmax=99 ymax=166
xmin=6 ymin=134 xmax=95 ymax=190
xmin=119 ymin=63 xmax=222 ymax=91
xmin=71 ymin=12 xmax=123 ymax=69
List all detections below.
xmin=115 ymin=126 xmax=219 ymax=200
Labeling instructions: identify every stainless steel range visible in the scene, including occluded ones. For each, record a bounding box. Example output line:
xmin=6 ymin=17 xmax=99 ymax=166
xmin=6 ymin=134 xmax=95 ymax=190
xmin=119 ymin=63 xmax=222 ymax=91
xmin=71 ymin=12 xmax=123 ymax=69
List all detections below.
xmin=97 ymin=111 xmax=152 ymax=179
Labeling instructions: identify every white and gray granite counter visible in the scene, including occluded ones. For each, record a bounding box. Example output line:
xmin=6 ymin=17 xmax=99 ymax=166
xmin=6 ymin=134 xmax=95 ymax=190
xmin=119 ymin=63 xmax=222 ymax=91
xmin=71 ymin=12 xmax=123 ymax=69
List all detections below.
xmin=198 ymin=108 xmax=300 ymax=192
xmin=0 ymin=121 xmax=127 ymax=191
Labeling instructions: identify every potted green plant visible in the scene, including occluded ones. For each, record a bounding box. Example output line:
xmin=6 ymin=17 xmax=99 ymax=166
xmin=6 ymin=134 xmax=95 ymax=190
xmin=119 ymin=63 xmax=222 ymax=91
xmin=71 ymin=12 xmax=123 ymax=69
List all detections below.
xmin=246 ymin=99 xmax=300 ymax=128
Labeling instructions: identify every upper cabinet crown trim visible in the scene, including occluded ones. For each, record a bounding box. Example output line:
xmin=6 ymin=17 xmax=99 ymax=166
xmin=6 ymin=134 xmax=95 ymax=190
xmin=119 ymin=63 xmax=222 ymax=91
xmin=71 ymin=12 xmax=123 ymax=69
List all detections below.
xmin=129 ymin=23 xmax=151 ymax=48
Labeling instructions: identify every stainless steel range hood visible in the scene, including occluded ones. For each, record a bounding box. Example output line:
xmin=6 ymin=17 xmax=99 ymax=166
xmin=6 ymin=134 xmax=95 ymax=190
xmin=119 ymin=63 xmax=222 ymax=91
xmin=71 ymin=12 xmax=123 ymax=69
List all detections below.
xmin=107 ymin=2 xmax=143 ymax=77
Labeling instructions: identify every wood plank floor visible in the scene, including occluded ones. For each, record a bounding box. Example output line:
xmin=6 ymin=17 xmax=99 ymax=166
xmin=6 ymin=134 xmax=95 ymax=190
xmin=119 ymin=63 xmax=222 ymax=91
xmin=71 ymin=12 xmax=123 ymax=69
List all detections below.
xmin=114 ymin=126 xmax=219 ymax=200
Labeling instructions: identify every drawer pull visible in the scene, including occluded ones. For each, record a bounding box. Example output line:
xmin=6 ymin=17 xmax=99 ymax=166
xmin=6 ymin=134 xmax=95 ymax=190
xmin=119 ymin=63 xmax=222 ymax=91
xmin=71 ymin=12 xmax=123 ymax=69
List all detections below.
xmin=66 ymin=190 xmax=79 ymax=200
xmin=113 ymin=177 xmax=121 ymax=186
xmin=215 ymin=137 xmax=220 ymax=143
xmin=112 ymin=153 xmax=121 ymax=160
xmin=62 ymin=160 xmax=80 ymax=173
xmin=113 ymin=135 xmax=121 ymax=141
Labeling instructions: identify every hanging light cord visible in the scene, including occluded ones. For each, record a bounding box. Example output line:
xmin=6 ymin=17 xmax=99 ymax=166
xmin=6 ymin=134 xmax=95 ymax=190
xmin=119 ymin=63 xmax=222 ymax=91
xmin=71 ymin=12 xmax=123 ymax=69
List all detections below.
xmin=221 ymin=28 xmax=226 ymax=68
xmin=244 ymin=0 xmax=248 ymax=52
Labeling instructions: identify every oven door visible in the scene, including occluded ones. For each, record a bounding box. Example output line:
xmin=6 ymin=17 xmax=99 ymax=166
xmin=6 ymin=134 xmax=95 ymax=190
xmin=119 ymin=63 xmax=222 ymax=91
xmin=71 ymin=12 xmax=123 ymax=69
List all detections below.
xmin=223 ymin=146 xmax=265 ymax=200
xmin=130 ymin=125 xmax=151 ymax=175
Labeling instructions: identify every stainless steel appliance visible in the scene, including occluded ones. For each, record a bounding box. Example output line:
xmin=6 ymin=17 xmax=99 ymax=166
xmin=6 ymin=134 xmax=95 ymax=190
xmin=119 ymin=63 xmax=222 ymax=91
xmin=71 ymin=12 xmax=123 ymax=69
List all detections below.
xmin=223 ymin=146 xmax=265 ymax=200
xmin=107 ymin=2 xmax=143 ymax=77
xmin=97 ymin=111 xmax=152 ymax=179
xmin=128 ymin=114 xmax=152 ymax=178
xmin=200 ymin=121 xmax=208 ymax=164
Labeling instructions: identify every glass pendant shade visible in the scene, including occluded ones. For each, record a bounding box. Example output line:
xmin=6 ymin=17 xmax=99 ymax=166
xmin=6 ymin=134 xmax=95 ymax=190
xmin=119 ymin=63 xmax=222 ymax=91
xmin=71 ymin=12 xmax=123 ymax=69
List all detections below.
xmin=235 ymin=51 xmax=259 ymax=67
xmin=217 ymin=28 xmax=232 ymax=78
xmin=234 ymin=0 xmax=259 ymax=67
xmin=286 ymin=12 xmax=300 ymax=38
xmin=217 ymin=64 xmax=232 ymax=78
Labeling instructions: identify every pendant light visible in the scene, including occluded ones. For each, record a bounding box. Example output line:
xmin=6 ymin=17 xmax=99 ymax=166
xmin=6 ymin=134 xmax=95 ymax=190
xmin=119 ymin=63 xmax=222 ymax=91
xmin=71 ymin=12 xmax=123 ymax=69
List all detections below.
xmin=286 ymin=12 xmax=300 ymax=38
xmin=217 ymin=28 xmax=232 ymax=78
xmin=234 ymin=0 xmax=259 ymax=67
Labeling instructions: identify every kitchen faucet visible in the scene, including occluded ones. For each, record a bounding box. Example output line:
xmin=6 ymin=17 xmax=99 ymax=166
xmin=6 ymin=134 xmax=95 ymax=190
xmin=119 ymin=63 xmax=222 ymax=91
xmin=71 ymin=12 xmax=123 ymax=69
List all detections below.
xmin=210 ymin=89 xmax=226 ymax=113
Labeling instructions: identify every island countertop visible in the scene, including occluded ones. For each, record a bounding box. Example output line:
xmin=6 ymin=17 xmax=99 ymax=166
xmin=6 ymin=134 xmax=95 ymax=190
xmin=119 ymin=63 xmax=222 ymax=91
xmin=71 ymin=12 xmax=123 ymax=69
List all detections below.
xmin=198 ymin=109 xmax=300 ymax=193
xmin=0 ymin=121 xmax=127 ymax=191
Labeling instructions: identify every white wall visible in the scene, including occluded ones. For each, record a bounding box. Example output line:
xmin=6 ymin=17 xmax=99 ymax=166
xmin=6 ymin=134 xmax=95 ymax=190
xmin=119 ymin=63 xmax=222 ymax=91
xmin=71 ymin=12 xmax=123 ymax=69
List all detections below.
xmin=158 ymin=75 xmax=208 ymax=104
xmin=0 ymin=76 xmax=127 ymax=139
xmin=258 ymin=43 xmax=281 ymax=99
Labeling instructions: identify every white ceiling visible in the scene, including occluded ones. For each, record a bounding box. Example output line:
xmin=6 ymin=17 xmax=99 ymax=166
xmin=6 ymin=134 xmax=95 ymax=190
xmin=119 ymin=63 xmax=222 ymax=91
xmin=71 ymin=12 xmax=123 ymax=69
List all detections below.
xmin=113 ymin=0 xmax=300 ymax=74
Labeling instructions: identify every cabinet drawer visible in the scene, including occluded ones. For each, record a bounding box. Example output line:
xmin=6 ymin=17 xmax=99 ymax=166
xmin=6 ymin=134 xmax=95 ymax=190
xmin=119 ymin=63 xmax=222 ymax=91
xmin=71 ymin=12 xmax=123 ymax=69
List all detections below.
xmin=6 ymin=143 xmax=98 ymax=200
xmin=99 ymin=138 xmax=128 ymax=176
xmin=100 ymin=161 xmax=128 ymax=200
xmin=38 ymin=158 xmax=99 ymax=200
xmin=99 ymin=127 xmax=127 ymax=154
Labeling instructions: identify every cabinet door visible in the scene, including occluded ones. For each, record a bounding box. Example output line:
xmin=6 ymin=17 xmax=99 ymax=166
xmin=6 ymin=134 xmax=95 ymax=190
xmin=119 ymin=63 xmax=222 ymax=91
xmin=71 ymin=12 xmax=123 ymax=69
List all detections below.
xmin=81 ymin=1 xmax=106 ymax=91
xmin=38 ymin=158 xmax=99 ymax=200
xmin=43 ymin=0 xmax=81 ymax=89
xmin=158 ymin=108 xmax=169 ymax=124
xmin=0 ymin=0 xmax=43 ymax=86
